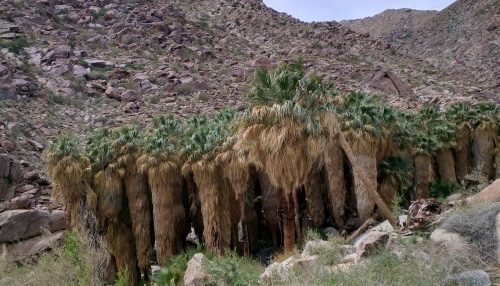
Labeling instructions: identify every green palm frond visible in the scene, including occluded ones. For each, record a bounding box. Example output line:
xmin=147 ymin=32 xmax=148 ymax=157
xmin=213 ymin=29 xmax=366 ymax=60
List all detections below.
xmin=472 ymin=102 xmax=499 ymax=128
xmin=445 ymin=102 xmax=475 ymax=124
xmin=48 ymin=135 xmax=82 ymax=159
xmin=378 ymin=156 xmax=413 ymax=187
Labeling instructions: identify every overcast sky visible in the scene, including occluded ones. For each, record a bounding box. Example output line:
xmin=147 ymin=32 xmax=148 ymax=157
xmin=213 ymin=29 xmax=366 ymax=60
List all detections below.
xmin=262 ymin=0 xmax=457 ymax=22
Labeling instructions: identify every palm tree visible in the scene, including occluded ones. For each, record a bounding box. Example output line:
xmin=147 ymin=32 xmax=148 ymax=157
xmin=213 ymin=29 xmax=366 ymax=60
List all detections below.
xmin=471 ymin=102 xmax=498 ymax=179
xmin=237 ymin=62 xmax=395 ymax=253
xmin=445 ymin=102 xmax=475 ymax=180
xmin=45 ymin=135 xmax=89 ymax=228
xmin=138 ymin=115 xmax=187 ymax=265
xmin=86 ymin=128 xmax=138 ymax=285
xmin=418 ymin=105 xmax=458 ymax=184
xmin=111 ymin=125 xmax=153 ymax=280
xmin=182 ymin=109 xmax=238 ymax=256
xmin=378 ymin=156 xmax=412 ymax=207
xmin=409 ymin=107 xmax=440 ymax=199
xmin=338 ymin=92 xmax=397 ymax=221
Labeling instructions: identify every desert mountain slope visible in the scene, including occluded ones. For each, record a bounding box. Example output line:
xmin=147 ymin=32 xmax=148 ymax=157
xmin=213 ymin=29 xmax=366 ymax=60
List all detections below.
xmin=341 ymin=0 xmax=500 ymax=88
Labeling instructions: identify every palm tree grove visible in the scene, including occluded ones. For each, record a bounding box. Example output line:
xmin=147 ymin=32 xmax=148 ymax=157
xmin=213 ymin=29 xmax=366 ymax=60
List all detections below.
xmin=0 ymin=0 xmax=499 ymax=285
xmin=43 ymin=61 xmax=499 ymax=285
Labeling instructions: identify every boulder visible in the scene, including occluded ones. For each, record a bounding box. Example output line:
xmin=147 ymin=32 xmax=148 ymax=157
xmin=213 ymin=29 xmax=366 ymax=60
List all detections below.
xmin=8 ymin=196 xmax=29 ymax=210
xmin=456 ymin=270 xmax=491 ymax=286
xmin=430 ymin=228 xmax=467 ymax=249
xmin=84 ymin=59 xmax=113 ymax=68
xmin=366 ymin=69 xmax=415 ymax=97
xmin=302 ymin=240 xmax=331 ymax=257
xmin=4 ymin=231 xmax=65 ymax=261
xmin=0 ymin=86 xmax=17 ymax=101
xmin=355 ymin=230 xmax=389 ymax=258
xmin=184 ymin=253 xmax=211 ymax=286
xmin=323 ymin=227 xmax=340 ymax=239
xmin=260 ymin=256 xmax=297 ymax=282
xmin=0 ymin=154 xmax=10 ymax=178
xmin=0 ymin=210 xmax=66 ymax=242
xmin=465 ymin=179 xmax=500 ymax=204
xmin=120 ymin=90 xmax=139 ymax=102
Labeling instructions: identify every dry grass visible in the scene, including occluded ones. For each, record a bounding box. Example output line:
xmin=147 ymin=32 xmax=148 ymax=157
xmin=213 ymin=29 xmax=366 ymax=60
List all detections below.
xmin=441 ymin=203 xmax=500 ymax=262
xmin=266 ymin=237 xmax=484 ymax=286
xmin=0 ymin=213 xmax=109 ymax=286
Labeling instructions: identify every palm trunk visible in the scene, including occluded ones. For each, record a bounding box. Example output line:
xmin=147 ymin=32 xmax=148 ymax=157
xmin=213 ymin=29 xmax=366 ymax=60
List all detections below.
xmin=414 ymin=154 xmax=431 ymax=199
xmin=453 ymin=123 xmax=471 ymax=180
xmin=335 ymin=132 xmax=396 ymax=226
xmin=436 ymin=148 xmax=457 ymax=184
xmin=123 ymin=165 xmax=152 ymax=277
xmin=149 ymin=166 xmax=186 ymax=265
xmin=304 ymin=170 xmax=325 ymax=228
xmin=192 ymin=162 xmax=231 ymax=256
xmin=282 ymin=191 xmax=295 ymax=254
xmin=352 ymin=151 xmax=377 ymax=221
xmin=473 ymin=125 xmax=496 ymax=179
xmin=106 ymin=221 xmax=138 ymax=286
xmin=323 ymin=140 xmax=347 ymax=229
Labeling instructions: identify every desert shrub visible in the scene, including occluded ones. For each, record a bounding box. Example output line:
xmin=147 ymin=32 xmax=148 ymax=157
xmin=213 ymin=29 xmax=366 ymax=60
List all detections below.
xmin=153 ymin=247 xmax=202 ymax=285
xmin=462 ymin=167 xmax=492 ymax=195
xmin=269 ymin=239 xmax=476 ymax=286
xmin=430 ymin=181 xmax=459 ymax=198
xmin=0 ymin=214 xmax=108 ymax=286
xmin=178 ymin=83 xmax=196 ymax=95
xmin=204 ymin=250 xmax=262 ymax=286
xmin=441 ymin=203 xmax=500 ymax=262
xmin=0 ymin=36 xmax=30 ymax=54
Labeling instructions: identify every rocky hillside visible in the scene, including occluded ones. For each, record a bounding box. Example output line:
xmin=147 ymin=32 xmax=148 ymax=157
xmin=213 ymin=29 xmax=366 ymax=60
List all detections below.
xmin=341 ymin=0 xmax=500 ymax=89
xmin=0 ymin=0 xmax=498 ymax=254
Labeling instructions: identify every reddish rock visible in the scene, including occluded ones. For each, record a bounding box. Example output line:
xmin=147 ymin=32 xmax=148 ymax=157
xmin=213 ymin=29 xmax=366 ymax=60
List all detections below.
xmin=120 ymin=90 xmax=139 ymax=102
xmin=0 ymin=210 xmax=66 ymax=242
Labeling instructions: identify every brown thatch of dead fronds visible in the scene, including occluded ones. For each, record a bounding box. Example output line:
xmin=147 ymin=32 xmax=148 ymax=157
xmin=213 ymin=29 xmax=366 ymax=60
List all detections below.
xmin=323 ymin=139 xmax=347 ymax=230
xmin=191 ymin=159 xmax=232 ymax=256
xmin=122 ymin=161 xmax=153 ymax=277
xmin=139 ymin=154 xmax=187 ymax=265
xmin=94 ymin=167 xmax=124 ymax=222
xmin=106 ymin=221 xmax=138 ymax=286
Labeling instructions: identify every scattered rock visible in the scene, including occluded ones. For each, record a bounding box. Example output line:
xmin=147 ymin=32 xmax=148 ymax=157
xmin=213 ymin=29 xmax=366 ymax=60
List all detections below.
xmin=120 ymin=90 xmax=139 ymax=102
xmin=0 ymin=209 xmax=66 ymax=243
xmin=8 ymin=196 xmax=30 ymax=210
xmin=430 ymin=228 xmax=467 ymax=249
xmin=4 ymin=231 xmax=65 ymax=262
xmin=465 ymin=180 xmax=500 ymax=204
xmin=260 ymin=256 xmax=297 ymax=282
xmin=355 ymin=230 xmax=389 ymax=258
xmin=456 ymin=270 xmax=491 ymax=286
xmin=184 ymin=253 xmax=211 ymax=286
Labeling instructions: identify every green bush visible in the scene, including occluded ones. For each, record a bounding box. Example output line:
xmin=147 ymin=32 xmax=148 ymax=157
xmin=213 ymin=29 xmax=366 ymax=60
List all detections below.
xmin=0 ymin=36 xmax=30 ymax=54
xmin=430 ymin=181 xmax=458 ymax=198
xmin=153 ymin=247 xmax=202 ymax=285
xmin=204 ymin=250 xmax=262 ymax=286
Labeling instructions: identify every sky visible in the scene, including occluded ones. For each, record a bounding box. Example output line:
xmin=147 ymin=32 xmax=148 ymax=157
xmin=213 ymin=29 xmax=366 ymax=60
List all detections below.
xmin=262 ymin=0 xmax=457 ymax=22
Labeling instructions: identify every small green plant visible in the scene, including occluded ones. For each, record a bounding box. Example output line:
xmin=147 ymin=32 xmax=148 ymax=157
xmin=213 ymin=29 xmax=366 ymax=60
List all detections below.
xmin=430 ymin=181 xmax=459 ymax=198
xmin=391 ymin=193 xmax=403 ymax=219
xmin=204 ymin=250 xmax=262 ymax=286
xmin=178 ymin=83 xmax=196 ymax=95
xmin=153 ymin=247 xmax=201 ymax=285
xmin=62 ymin=230 xmax=89 ymax=282
xmin=0 ymin=36 xmax=30 ymax=54
xmin=115 ymin=267 xmax=129 ymax=286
